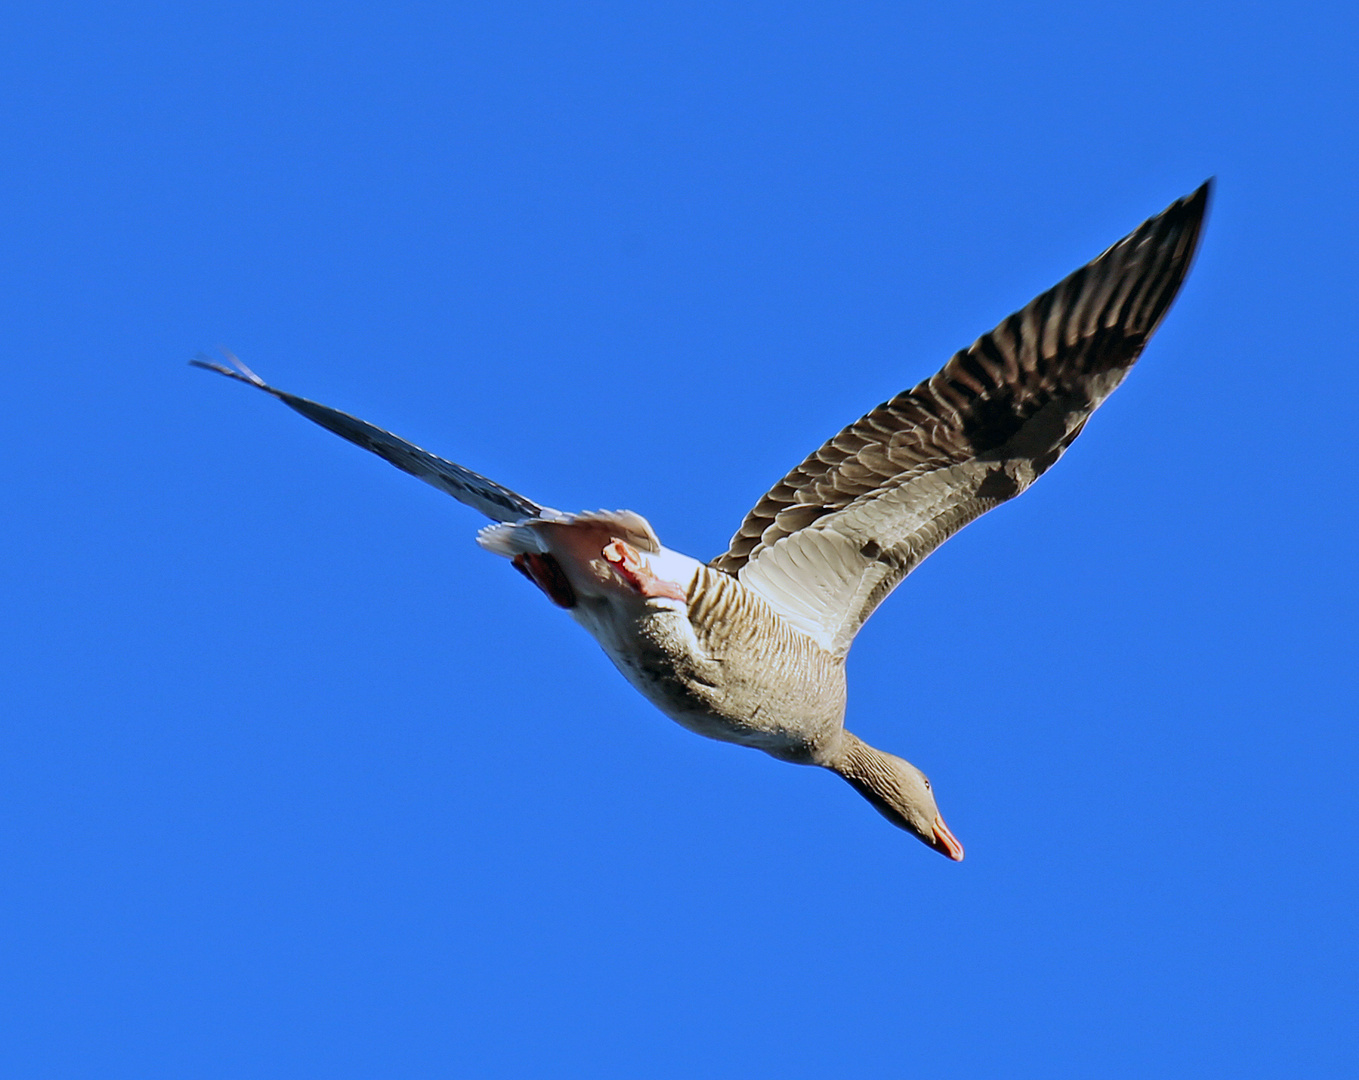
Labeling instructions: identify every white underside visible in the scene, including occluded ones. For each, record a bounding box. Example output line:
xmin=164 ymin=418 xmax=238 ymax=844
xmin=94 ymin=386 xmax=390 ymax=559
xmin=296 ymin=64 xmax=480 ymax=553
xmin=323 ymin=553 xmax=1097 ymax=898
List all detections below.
xmin=478 ymin=511 xmax=823 ymax=757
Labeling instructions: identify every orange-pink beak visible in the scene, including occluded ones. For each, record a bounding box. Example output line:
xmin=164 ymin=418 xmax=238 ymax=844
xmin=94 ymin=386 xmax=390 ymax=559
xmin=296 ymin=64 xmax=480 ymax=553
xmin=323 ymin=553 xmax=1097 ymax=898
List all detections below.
xmin=931 ymin=815 xmax=965 ymax=861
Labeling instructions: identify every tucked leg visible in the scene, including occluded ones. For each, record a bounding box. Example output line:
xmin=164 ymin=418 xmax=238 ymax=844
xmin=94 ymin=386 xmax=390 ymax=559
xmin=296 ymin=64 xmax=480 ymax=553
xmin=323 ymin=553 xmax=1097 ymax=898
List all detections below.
xmin=511 ymin=552 xmax=578 ymax=608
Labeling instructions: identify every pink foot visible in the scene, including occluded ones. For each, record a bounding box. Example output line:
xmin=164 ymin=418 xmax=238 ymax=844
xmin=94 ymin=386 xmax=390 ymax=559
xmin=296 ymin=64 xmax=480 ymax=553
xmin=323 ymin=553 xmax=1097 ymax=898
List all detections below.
xmin=603 ymin=540 xmax=687 ymax=602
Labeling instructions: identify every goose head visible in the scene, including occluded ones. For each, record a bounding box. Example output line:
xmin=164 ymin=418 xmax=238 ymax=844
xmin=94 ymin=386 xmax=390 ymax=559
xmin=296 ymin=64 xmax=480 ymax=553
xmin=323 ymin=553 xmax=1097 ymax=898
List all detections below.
xmin=828 ymin=732 xmax=965 ymax=860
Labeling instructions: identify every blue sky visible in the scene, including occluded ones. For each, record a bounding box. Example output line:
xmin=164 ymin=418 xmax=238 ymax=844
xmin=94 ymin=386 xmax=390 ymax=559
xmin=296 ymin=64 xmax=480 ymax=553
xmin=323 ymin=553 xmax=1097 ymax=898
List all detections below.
xmin=3 ymin=2 xmax=1356 ymax=1076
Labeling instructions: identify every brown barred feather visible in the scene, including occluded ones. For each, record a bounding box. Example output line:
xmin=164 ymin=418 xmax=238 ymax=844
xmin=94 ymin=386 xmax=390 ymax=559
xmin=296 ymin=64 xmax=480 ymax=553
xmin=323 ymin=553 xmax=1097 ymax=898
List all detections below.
xmin=711 ymin=185 xmax=1209 ymax=633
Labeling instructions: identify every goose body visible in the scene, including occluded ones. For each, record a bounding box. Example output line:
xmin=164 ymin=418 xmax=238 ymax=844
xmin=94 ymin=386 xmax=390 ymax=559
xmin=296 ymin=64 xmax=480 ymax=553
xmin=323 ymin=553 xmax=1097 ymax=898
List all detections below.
xmin=195 ymin=182 xmax=1209 ymax=859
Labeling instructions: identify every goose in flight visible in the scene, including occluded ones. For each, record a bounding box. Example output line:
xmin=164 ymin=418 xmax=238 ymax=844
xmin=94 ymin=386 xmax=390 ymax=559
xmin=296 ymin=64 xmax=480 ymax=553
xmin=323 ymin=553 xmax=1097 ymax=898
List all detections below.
xmin=194 ymin=182 xmax=1209 ymax=859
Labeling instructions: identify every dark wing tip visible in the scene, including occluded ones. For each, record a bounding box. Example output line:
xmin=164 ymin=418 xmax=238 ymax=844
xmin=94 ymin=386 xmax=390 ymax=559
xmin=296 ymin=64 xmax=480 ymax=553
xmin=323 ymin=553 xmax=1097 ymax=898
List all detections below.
xmin=1185 ymin=177 xmax=1213 ymax=253
xmin=1166 ymin=179 xmax=1211 ymax=252
xmin=1168 ymin=179 xmax=1212 ymax=248
xmin=189 ymin=351 xmax=271 ymax=391
xmin=1166 ymin=178 xmax=1212 ymax=219
xmin=1132 ymin=180 xmax=1211 ymax=256
xmin=1081 ymin=181 xmax=1210 ymax=347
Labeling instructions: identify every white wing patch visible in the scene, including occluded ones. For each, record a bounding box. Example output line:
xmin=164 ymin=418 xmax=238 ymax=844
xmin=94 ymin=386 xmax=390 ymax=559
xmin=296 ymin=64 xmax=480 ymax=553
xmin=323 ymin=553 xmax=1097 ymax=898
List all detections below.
xmin=736 ymin=458 xmax=1026 ymax=655
xmin=734 ymin=527 xmax=860 ymax=650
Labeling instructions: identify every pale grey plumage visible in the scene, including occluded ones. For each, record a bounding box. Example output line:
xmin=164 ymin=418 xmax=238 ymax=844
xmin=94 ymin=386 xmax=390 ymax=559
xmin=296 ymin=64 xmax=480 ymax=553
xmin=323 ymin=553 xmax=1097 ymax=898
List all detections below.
xmin=194 ymin=183 xmax=1209 ymax=858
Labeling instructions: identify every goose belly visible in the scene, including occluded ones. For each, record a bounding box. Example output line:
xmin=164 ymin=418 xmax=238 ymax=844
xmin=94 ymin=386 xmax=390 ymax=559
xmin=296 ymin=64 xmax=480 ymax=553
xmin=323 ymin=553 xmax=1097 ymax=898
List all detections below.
xmin=573 ymin=598 xmax=843 ymax=761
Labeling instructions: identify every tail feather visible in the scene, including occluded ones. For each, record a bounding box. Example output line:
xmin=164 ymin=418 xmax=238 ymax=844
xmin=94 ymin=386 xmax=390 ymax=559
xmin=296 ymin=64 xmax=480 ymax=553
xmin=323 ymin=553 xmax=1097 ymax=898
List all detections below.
xmin=477 ymin=509 xmax=661 ymax=560
xmin=476 ymin=521 xmax=545 ymax=557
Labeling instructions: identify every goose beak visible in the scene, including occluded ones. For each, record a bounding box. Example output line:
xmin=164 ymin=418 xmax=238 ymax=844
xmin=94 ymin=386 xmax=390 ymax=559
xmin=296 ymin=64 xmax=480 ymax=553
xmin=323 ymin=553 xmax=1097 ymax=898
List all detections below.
xmin=931 ymin=815 xmax=965 ymax=861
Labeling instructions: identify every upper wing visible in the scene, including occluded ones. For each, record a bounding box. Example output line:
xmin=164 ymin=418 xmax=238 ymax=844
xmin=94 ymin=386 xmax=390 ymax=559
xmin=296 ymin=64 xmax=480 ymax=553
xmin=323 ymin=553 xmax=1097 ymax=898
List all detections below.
xmin=192 ymin=354 xmax=548 ymax=523
xmin=711 ymin=182 xmax=1210 ymax=655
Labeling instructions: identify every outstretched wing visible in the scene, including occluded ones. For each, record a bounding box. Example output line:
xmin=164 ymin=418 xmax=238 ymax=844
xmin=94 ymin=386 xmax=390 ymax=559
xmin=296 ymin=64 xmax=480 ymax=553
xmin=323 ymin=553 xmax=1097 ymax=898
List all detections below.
xmin=192 ymin=354 xmax=548 ymax=523
xmin=711 ymin=182 xmax=1210 ymax=655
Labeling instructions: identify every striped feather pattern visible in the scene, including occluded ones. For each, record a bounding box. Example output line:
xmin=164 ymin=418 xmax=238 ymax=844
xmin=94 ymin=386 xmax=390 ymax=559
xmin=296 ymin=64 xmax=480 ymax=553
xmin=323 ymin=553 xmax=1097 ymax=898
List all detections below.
xmin=680 ymin=563 xmax=848 ymax=754
xmin=713 ymin=183 xmax=1210 ymax=654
